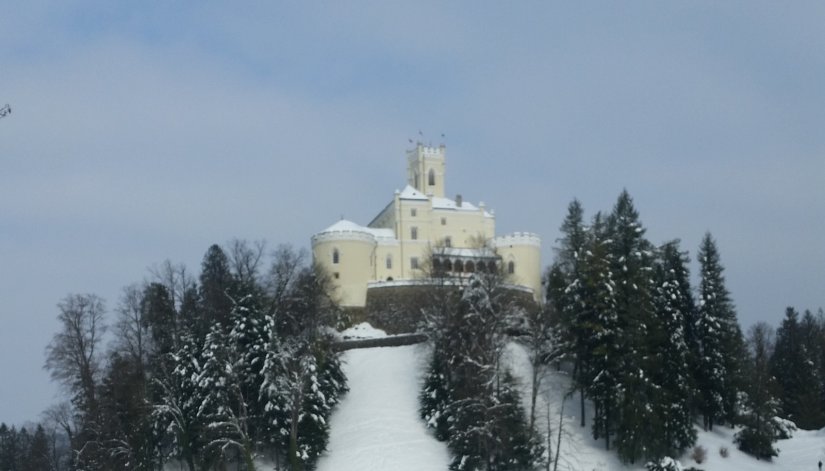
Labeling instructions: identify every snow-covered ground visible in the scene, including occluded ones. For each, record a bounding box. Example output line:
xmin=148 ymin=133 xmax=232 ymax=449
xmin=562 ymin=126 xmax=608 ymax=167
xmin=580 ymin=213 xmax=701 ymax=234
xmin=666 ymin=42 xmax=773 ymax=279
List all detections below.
xmin=315 ymin=344 xmax=450 ymax=471
xmin=338 ymin=322 xmax=389 ymax=340
xmin=505 ymin=342 xmax=825 ymax=471
xmin=310 ymin=337 xmax=824 ymax=471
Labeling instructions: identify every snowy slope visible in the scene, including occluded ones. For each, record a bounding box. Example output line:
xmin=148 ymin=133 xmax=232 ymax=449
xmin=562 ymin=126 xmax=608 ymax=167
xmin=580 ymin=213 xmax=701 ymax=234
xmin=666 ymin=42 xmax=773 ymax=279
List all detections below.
xmin=315 ymin=344 xmax=450 ymax=471
xmin=303 ymin=338 xmax=822 ymax=471
xmin=505 ymin=342 xmax=825 ymax=471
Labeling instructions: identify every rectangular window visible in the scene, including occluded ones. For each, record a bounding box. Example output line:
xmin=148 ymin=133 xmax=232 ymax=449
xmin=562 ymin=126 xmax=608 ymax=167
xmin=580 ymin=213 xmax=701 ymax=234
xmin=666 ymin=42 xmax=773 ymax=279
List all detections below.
xmin=445 ymin=237 xmax=452 ymax=248
xmin=441 ymin=217 xmax=446 ymax=226
xmin=411 ymin=227 xmax=418 ymax=240
xmin=386 ymin=256 xmax=392 ymax=269
xmin=411 ymin=257 xmax=419 ymax=270
xmin=333 ymin=272 xmax=340 ymax=279
xmin=411 ymin=208 xmax=417 ymax=217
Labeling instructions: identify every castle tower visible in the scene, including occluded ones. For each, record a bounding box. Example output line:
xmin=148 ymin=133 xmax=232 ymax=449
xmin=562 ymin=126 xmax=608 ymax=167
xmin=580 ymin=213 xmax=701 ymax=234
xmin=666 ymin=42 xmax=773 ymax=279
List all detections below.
xmin=493 ymin=232 xmax=543 ymax=300
xmin=406 ymin=143 xmax=446 ymax=198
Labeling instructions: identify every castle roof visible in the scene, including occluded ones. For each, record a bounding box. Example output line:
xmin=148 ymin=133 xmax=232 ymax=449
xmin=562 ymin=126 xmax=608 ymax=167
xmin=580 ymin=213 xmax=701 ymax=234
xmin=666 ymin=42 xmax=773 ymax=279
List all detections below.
xmin=318 ymin=219 xmax=396 ymax=241
xmin=397 ymin=185 xmax=428 ymax=200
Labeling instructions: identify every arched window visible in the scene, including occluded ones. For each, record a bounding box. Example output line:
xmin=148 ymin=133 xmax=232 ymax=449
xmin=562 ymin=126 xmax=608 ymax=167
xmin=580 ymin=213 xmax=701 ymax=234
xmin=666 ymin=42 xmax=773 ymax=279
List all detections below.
xmin=432 ymin=258 xmax=441 ymax=273
xmin=428 ymin=169 xmax=435 ymax=186
xmin=454 ymin=261 xmax=464 ymax=273
xmin=443 ymin=259 xmax=452 ymax=272
xmin=466 ymin=261 xmax=475 ymax=273
xmin=386 ymin=255 xmax=392 ymax=269
xmin=332 ymin=248 xmax=340 ymax=264
xmin=508 ymin=260 xmax=515 ymax=274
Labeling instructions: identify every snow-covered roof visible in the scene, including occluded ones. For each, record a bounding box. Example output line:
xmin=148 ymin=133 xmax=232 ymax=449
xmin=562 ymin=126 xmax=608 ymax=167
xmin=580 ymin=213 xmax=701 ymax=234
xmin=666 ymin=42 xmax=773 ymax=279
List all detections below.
xmin=318 ymin=219 xmax=395 ymax=240
xmin=432 ymin=196 xmax=493 ymax=217
xmin=435 ymin=247 xmax=497 ymax=258
xmin=397 ymin=185 xmax=428 ymax=200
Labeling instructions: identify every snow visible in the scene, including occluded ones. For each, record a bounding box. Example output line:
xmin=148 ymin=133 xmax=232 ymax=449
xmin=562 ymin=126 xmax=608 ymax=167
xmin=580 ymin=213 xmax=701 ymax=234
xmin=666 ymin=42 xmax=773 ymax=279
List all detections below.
xmin=315 ymin=345 xmax=450 ymax=471
xmin=504 ymin=342 xmax=825 ymax=471
xmin=244 ymin=334 xmax=825 ymax=471
xmin=339 ymin=322 xmax=389 ymax=340
xmin=398 ymin=185 xmax=429 ymax=200
xmin=317 ymin=219 xmax=395 ymax=240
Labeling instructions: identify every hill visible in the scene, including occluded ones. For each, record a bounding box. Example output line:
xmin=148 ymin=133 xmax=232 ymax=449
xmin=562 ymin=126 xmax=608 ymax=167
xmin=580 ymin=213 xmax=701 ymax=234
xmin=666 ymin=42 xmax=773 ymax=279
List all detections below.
xmin=307 ymin=327 xmax=824 ymax=470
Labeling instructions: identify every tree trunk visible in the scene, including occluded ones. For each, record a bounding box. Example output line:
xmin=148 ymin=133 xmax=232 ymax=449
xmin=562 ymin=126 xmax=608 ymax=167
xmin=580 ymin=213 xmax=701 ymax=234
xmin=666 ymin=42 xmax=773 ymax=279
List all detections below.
xmin=530 ymin=361 xmax=539 ymax=432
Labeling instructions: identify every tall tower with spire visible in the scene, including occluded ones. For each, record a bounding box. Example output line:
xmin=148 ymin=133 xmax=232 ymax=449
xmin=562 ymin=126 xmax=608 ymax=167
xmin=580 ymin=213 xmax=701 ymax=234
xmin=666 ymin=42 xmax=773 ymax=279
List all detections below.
xmin=406 ymin=143 xmax=445 ymax=198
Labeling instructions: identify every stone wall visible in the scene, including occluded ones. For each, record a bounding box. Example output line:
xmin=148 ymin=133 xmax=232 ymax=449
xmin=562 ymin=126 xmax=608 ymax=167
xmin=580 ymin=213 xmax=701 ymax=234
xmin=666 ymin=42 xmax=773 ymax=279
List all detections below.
xmin=364 ymin=283 xmax=538 ymax=334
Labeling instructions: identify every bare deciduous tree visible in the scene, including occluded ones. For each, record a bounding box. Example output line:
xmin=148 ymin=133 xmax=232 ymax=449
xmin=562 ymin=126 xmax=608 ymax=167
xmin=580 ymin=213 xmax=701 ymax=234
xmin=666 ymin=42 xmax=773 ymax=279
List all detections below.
xmin=114 ymin=284 xmax=150 ymax=369
xmin=228 ymin=238 xmax=266 ymax=286
xmin=44 ymin=294 xmax=106 ymax=410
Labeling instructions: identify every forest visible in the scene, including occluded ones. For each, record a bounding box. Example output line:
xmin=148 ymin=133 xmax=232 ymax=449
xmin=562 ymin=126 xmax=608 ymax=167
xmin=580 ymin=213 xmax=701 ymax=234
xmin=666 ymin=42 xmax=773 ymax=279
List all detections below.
xmin=1 ymin=191 xmax=823 ymax=471
xmin=2 ymin=243 xmax=348 ymax=470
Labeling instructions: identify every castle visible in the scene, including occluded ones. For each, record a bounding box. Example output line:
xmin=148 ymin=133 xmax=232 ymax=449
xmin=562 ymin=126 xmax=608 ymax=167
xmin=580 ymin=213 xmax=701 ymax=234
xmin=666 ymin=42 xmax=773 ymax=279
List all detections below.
xmin=311 ymin=144 xmax=542 ymax=308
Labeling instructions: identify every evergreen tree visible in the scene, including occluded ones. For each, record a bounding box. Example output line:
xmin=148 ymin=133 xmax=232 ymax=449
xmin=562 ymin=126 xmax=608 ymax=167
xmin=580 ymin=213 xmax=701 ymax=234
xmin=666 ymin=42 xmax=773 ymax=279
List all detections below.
xmin=648 ymin=241 xmax=696 ymax=458
xmin=141 ymin=282 xmax=178 ymax=357
xmin=581 ymin=212 xmax=620 ymax=450
xmin=736 ymin=323 xmax=780 ymax=460
xmin=228 ymin=287 xmax=269 ymax=441
xmin=152 ymin=332 xmax=204 ymax=471
xmin=771 ymin=307 xmax=823 ymax=429
xmin=420 ymin=349 xmax=454 ymax=442
xmin=607 ymin=190 xmax=660 ymax=464
xmin=696 ymin=233 xmax=742 ymax=430
xmin=98 ymin=352 xmax=157 ymax=470
xmin=199 ymin=244 xmax=235 ymax=331
xmin=259 ymin=262 xmax=347 ymax=470
xmin=24 ymin=425 xmax=50 ymax=471
xmin=196 ymin=325 xmax=256 ymax=470
xmin=422 ymin=275 xmax=543 ymax=471
xmin=551 ymin=199 xmax=592 ymax=426
xmin=0 ymin=423 xmax=22 ymax=471
xmin=799 ymin=309 xmax=825 ymax=429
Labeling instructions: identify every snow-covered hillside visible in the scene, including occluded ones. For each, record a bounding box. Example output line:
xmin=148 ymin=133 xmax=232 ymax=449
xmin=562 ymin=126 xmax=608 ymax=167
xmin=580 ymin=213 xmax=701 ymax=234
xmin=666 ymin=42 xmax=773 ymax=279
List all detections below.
xmin=315 ymin=344 xmax=450 ymax=471
xmin=308 ymin=336 xmax=824 ymax=471
xmin=505 ymin=343 xmax=825 ymax=471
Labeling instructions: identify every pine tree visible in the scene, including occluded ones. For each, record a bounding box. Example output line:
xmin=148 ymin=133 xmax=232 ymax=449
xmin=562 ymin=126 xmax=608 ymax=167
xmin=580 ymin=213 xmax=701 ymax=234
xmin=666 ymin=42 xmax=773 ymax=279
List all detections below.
xmin=736 ymin=323 xmax=780 ymax=460
xmin=696 ymin=233 xmax=742 ymax=430
xmin=24 ymin=425 xmax=51 ymax=471
xmin=199 ymin=244 xmax=235 ymax=331
xmin=581 ymin=212 xmax=620 ymax=450
xmin=259 ymin=262 xmax=347 ymax=470
xmin=649 ymin=241 xmax=697 ymax=457
xmin=421 ymin=275 xmax=543 ymax=470
xmin=152 ymin=332 xmax=204 ymax=471
xmin=196 ymin=325 xmax=256 ymax=470
xmin=98 ymin=352 xmax=157 ymax=469
xmin=551 ymin=199 xmax=592 ymax=427
xmin=799 ymin=309 xmax=825 ymax=429
xmin=771 ymin=307 xmax=823 ymax=429
xmin=607 ymin=190 xmax=660 ymax=463
xmin=228 ymin=287 xmax=268 ymax=440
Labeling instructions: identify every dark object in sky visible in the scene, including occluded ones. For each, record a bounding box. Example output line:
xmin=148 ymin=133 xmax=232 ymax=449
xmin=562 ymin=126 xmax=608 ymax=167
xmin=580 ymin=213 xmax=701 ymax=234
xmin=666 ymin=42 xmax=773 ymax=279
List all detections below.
xmin=0 ymin=104 xmax=10 ymax=119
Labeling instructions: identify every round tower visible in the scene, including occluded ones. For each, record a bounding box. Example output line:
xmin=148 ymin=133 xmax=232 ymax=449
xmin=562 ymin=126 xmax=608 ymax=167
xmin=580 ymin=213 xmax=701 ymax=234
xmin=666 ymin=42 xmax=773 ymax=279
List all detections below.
xmin=311 ymin=220 xmax=377 ymax=307
xmin=492 ymin=232 xmax=542 ymax=302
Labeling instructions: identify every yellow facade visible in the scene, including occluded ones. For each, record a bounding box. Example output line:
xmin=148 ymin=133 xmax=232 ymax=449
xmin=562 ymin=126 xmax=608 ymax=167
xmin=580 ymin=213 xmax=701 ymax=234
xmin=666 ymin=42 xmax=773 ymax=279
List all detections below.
xmin=311 ymin=144 xmax=541 ymax=307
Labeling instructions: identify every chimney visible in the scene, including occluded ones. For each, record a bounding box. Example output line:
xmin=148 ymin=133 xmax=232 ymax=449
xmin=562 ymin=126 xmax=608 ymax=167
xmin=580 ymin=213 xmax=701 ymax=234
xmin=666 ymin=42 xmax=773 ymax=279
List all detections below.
xmin=456 ymin=194 xmax=462 ymax=207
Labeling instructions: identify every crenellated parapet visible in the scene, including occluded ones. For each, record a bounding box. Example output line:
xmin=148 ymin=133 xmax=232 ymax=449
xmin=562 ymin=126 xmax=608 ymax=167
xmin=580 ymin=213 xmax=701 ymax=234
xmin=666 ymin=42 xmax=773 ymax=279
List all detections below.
xmin=492 ymin=232 xmax=541 ymax=248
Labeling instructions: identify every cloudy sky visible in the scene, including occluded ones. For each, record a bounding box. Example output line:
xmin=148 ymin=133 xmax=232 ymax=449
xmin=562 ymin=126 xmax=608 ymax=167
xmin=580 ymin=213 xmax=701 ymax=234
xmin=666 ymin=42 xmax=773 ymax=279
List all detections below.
xmin=2 ymin=2 xmax=824 ymax=425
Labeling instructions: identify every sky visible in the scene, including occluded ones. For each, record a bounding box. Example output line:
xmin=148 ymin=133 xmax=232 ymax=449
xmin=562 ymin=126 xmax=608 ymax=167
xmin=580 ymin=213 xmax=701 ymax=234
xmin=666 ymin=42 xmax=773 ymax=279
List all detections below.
xmin=1 ymin=1 xmax=823 ymax=426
